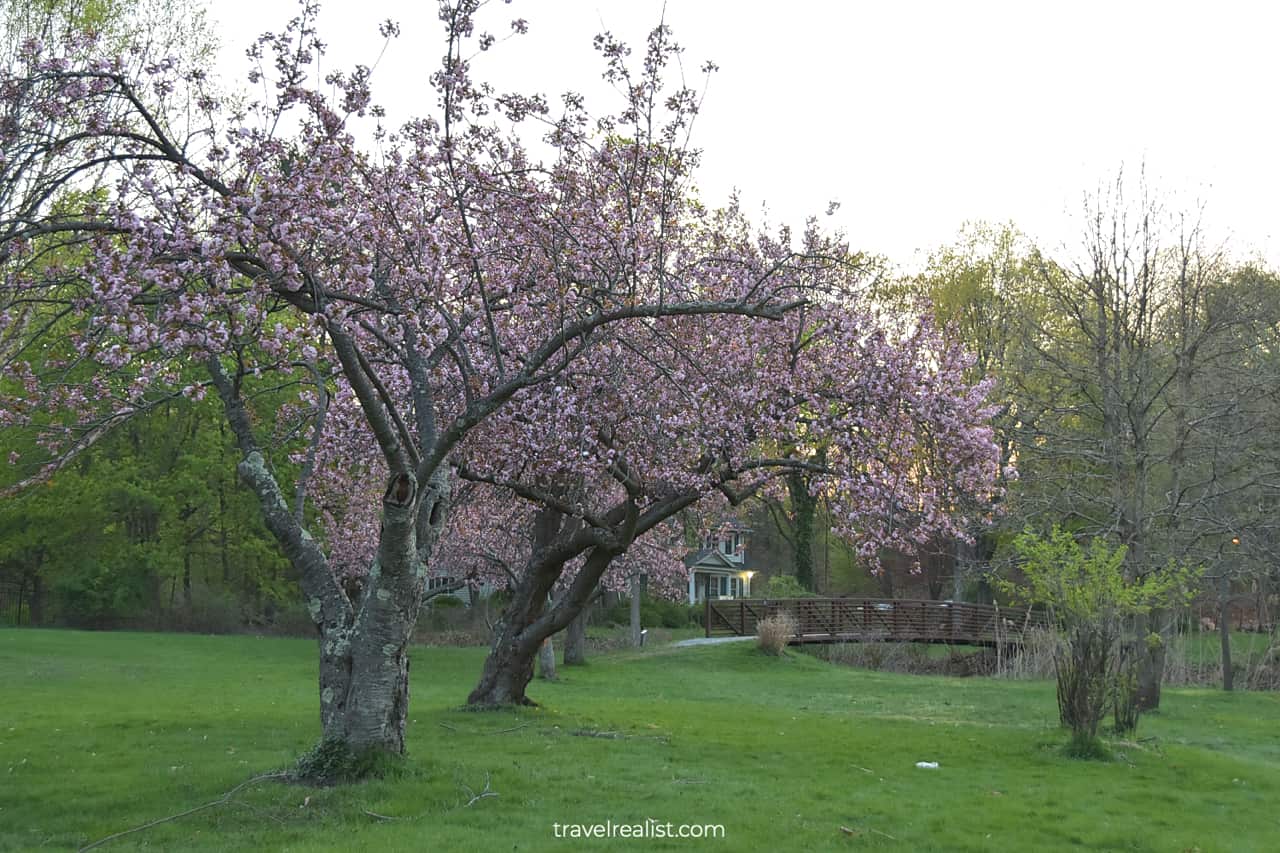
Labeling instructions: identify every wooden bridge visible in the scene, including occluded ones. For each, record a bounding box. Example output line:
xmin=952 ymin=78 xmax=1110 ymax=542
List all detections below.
xmin=705 ymin=597 xmax=1049 ymax=646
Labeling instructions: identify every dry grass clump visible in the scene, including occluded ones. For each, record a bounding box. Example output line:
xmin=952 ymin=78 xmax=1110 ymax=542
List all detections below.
xmin=757 ymin=612 xmax=799 ymax=654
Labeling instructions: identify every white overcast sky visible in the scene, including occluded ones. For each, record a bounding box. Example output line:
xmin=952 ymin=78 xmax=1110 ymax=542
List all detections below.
xmin=209 ymin=1 xmax=1280 ymax=269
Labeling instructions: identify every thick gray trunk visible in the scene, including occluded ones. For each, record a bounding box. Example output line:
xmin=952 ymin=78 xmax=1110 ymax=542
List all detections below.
xmin=1134 ymin=610 xmax=1165 ymax=711
xmin=564 ymin=609 xmax=588 ymax=665
xmin=206 ymin=353 xmax=451 ymax=773
xmin=537 ymin=636 xmax=558 ymax=681
xmin=470 ymin=617 xmax=541 ymax=706
xmin=470 ymin=544 xmax=620 ymax=708
xmin=630 ymin=573 xmax=642 ymax=647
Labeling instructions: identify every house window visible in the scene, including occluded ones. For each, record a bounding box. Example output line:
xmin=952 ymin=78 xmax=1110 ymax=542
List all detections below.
xmin=729 ymin=576 xmax=741 ymax=597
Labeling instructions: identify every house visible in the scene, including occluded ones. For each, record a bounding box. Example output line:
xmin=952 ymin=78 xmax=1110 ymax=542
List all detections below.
xmin=685 ymin=522 xmax=760 ymax=603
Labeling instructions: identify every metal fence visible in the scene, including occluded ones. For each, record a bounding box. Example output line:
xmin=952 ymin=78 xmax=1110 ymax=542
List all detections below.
xmin=0 ymin=580 xmax=30 ymax=626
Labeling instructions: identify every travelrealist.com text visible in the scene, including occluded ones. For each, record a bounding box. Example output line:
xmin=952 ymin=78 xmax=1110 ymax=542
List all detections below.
xmin=552 ymin=820 xmax=726 ymax=840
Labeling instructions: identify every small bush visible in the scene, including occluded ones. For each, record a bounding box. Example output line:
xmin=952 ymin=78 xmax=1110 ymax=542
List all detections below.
xmin=602 ymin=596 xmax=697 ymax=629
xmin=762 ymin=575 xmax=814 ymax=599
xmin=757 ymin=612 xmax=798 ymax=654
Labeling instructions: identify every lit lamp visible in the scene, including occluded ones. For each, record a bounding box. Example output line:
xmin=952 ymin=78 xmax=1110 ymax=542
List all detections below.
xmin=743 ymin=571 xmax=756 ymax=597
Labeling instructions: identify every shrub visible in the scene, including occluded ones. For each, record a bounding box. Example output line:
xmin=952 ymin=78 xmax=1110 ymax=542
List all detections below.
xmin=762 ymin=575 xmax=814 ymax=599
xmin=602 ymin=596 xmax=697 ymax=629
xmin=757 ymin=612 xmax=798 ymax=655
xmin=1001 ymin=527 xmax=1198 ymax=749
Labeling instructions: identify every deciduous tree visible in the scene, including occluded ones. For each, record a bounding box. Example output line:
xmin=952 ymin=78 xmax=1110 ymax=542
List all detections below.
xmin=0 ymin=1 xmax=1004 ymax=766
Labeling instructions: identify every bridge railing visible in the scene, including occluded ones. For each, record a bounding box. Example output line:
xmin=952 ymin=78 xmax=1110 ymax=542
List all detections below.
xmin=705 ymin=597 xmax=1048 ymax=646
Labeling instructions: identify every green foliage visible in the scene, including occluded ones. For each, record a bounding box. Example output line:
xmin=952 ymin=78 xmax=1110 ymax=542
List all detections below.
xmin=761 ymin=574 xmax=815 ymax=598
xmin=601 ymin=596 xmax=698 ymax=629
xmin=1001 ymin=527 xmax=1199 ymax=624
xmin=0 ymin=393 xmax=298 ymax=628
xmin=1001 ymin=527 xmax=1200 ymax=742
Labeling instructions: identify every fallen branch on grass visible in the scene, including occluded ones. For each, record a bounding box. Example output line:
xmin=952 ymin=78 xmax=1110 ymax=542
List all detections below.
xmin=360 ymin=773 xmax=500 ymax=822
xmin=78 ymin=771 xmax=289 ymax=852
xmin=462 ymin=773 xmax=498 ymax=807
xmin=570 ymin=728 xmax=669 ymax=742
xmin=438 ymin=721 xmax=528 ymax=735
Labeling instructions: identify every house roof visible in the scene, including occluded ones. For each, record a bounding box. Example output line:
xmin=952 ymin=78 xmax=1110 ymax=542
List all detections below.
xmin=684 ymin=548 xmax=737 ymax=569
xmin=683 ymin=548 xmax=759 ymax=572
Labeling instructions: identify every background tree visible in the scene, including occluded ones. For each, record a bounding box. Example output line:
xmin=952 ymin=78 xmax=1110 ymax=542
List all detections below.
xmin=1004 ymin=175 xmax=1280 ymax=707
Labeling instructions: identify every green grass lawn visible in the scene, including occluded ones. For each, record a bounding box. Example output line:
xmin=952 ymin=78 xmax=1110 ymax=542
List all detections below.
xmin=1177 ymin=630 xmax=1275 ymax=666
xmin=1 ymin=629 xmax=1276 ymax=852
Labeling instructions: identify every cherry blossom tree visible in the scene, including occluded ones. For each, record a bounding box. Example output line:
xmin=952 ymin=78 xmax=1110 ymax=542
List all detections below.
xmin=0 ymin=0 xmax=1003 ymax=763
xmin=451 ymin=282 xmax=1003 ymax=705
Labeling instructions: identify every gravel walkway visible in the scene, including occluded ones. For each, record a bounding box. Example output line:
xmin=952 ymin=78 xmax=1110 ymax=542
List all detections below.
xmin=671 ymin=636 xmax=755 ymax=647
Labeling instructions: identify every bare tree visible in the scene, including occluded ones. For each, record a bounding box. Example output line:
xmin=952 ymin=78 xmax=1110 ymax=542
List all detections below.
xmin=1013 ymin=172 xmax=1280 ymax=704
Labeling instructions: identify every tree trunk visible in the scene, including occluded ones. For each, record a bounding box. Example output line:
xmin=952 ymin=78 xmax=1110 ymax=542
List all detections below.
xmin=28 ymin=572 xmax=43 ymax=626
xmin=878 ymin=563 xmax=894 ymax=598
xmin=537 ymin=636 xmax=558 ymax=681
xmin=470 ymin=619 xmax=542 ymax=706
xmin=1219 ymin=573 xmax=1234 ymax=692
xmin=953 ymin=537 xmax=976 ymax=602
xmin=470 ymin=541 xmax=621 ymax=708
xmin=630 ymin=573 xmax=642 ymax=647
xmin=182 ymin=552 xmax=193 ymax=611
xmin=209 ymin=360 xmax=436 ymax=767
xmin=1134 ymin=610 xmax=1165 ymax=711
xmin=564 ymin=609 xmax=588 ymax=665
xmin=787 ymin=471 xmax=817 ymax=590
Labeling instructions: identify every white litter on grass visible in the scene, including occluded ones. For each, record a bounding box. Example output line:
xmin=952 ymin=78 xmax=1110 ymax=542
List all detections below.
xmin=915 ymin=761 xmax=939 ymax=769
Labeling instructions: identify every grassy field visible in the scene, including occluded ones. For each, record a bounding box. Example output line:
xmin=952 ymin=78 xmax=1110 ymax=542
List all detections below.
xmin=1 ymin=629 xmax=1276 ymax=852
